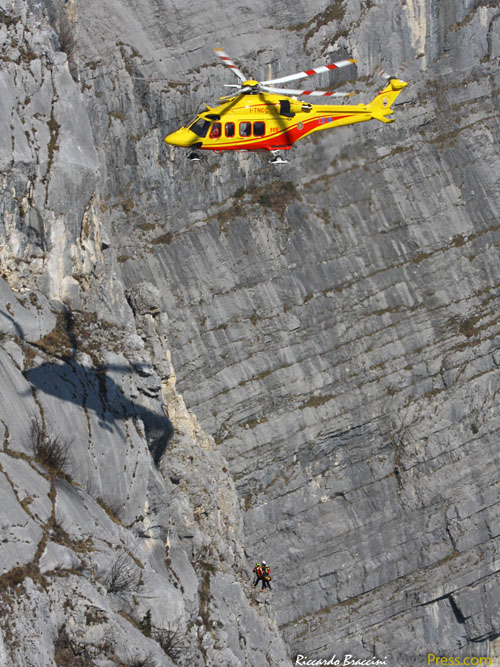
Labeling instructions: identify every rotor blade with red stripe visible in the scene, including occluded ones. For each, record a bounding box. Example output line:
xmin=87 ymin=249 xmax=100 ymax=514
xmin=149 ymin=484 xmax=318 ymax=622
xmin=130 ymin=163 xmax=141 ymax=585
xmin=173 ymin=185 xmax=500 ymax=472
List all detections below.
xmin=219 ymin=85 xmax=253 ymax=100
xmin=214 ymin=48 xmax=247 ymax=82
xmin=374 ymin=61 xmax=408 ymax=82
xmin=263 ymin=58 xmax=356 ymax=85
xmin=260 ymin=85 xmax=349 ymax=97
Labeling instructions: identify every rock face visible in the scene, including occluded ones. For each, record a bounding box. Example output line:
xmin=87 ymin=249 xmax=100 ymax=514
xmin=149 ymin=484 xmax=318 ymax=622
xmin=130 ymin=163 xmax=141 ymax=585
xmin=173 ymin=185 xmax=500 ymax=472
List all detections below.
xmin=0 ymin=2 xmax=289 ymax=665
xmin=1 ymin=0 xmax=500 ymax=665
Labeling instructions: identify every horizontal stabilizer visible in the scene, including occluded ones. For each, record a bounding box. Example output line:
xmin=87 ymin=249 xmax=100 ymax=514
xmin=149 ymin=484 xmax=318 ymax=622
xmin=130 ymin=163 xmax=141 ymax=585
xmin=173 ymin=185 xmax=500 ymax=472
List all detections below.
xmin=370 ymin=111 xmax=395 ymax=123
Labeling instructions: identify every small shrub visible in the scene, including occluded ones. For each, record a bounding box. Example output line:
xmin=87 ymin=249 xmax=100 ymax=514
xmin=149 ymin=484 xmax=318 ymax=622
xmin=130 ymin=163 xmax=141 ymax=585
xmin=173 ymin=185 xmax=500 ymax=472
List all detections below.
xmin=29 ymin=419 xmax=71 ymax=478
xmin=0 ymin=563 xmax=45 ymax=592
xmin=153 ymin=623 xmax=190 ymax=663
xmin=258 ymin=193 xmax=272 ymax=206
xmin=1 ymin=566 xmax=27 ymax=588
xmin=282 ymin=180 xmax=296 ymax=193
xmin=459 ymin=315 xmax=480 ymax=338
xmin=151 ymin=232 xmax=174 ymax=245
xmin=200 ymin=560 xmax=216 ymax=575
xmin=129 ymin=655 xmax=157 ymax=667
xmin=138 ymin=613 xmax=192 ymax=664
xmin=57 ymin=14 xmax=78 ymax=81
xmin=54 ymin=624 xmax=91 ymax=666
xmin=58 ymin=16 xmax=75 ymax=59
xmin=95 ymin=496 xmax=123 ymax=525
xmin=50 ymin=520 xmax=72 ymax=547
xmin=104 ymin=553 xmax=141 ymax=595
xmin=139 ymin=610 xmax=152 ymax=638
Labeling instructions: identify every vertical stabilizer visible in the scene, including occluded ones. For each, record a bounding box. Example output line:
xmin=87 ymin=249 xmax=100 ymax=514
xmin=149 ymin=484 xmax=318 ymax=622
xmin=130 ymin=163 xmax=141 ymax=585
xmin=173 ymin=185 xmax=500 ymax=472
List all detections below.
xmin=367 ymin=79 xmax=407 ymax=123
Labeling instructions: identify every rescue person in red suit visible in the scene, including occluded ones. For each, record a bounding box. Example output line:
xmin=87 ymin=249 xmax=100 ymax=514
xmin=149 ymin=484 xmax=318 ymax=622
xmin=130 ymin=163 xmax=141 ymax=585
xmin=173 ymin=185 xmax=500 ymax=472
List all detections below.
xmin=252 ymin=561 xmax=272 ymax=591
xmin=252 ymin=562 xmax=263 ymax=589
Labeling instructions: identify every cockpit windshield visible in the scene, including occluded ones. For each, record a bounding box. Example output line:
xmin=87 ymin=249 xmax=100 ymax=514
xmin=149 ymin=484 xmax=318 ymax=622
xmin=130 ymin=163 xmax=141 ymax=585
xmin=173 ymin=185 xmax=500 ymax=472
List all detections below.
xmin=189 ymin=118 xmax=210 ymax=138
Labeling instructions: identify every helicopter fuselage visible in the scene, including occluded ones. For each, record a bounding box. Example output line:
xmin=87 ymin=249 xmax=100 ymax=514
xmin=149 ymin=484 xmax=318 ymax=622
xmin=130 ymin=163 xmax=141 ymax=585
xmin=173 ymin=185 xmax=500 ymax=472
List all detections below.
xmin=164 ymin=80 xmax=407 ymax=154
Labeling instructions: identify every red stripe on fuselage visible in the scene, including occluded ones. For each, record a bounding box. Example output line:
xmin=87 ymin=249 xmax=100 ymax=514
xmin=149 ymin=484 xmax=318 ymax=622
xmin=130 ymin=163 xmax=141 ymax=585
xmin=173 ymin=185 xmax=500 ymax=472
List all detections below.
xmin=200 ymin=114 xmax=351 ymax=151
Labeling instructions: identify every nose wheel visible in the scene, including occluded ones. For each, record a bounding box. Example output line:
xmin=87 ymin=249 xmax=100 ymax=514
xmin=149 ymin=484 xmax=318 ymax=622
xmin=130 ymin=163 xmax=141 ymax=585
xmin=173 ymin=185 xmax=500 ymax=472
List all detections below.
xmin=187 ymin=151 xmax=201 ymax=161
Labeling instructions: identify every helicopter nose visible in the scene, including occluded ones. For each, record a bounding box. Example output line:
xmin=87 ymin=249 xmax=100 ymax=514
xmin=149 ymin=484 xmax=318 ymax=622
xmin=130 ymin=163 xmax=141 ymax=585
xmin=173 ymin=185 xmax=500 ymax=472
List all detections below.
xmin=164 ymin=129 xmax=192 ymax=147
xmin=164 ymin=131 xmax=183 ymax=147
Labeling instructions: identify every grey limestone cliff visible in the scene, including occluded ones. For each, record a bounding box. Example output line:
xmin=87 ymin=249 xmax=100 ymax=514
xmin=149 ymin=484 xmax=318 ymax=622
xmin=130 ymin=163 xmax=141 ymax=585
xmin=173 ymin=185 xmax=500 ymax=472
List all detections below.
xmin=0 ymin=1 xmax=290 ymax=665
xmin=2 ymin=0 xmax=500 ymax=665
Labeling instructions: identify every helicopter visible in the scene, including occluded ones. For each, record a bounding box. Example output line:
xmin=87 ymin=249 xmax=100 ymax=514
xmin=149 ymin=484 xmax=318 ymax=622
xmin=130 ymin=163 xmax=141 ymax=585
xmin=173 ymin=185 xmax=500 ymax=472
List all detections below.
xmin=164 ymin=49 xmax=408 ymax=164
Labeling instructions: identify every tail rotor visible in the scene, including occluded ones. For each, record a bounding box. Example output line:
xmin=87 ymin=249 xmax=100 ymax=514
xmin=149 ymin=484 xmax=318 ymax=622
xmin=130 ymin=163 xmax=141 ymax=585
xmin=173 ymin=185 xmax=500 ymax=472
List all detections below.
xmin=373 ymin=60 xmax=408 ymax=82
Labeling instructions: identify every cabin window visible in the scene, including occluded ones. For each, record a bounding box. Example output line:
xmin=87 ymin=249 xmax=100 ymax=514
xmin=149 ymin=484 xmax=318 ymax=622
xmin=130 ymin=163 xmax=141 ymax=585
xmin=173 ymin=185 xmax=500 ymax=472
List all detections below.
xmin=225 ymin=122 xmax=235 ymax=137
xmin=190 ymin=118 xmax=210 ymax=138
xmin=253 ymin=121 xmax=265 ymax=136
xmin=239 ymin=122 xmax=251 ymax=137
xmin=209 ymin=122 xmax=222 ymax=139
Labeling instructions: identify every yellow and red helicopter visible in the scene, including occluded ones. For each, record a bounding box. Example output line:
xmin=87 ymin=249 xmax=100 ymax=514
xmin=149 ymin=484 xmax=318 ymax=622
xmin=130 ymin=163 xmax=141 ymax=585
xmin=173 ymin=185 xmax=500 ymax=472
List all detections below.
xmin=164 ymin=49 xmax=408 ymax=164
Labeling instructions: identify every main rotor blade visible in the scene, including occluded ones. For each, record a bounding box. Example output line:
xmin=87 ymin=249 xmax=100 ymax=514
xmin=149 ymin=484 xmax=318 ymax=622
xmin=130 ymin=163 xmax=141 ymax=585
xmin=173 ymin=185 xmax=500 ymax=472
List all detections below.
xmin=263 ymin=58 xmax=356 ymax=85
xmin=219 ymin=85 xmax=253 ymax=100
xmin=214 ymin=48 xmax=247 ymax=82
xmin=260 ymin=85 xmax=350 ymax=97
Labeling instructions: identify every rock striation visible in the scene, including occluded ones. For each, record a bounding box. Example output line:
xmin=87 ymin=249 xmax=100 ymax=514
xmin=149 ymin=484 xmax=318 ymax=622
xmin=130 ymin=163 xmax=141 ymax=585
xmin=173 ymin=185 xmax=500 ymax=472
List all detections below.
xmin=2 ymin=0 xmax=500 ymax=665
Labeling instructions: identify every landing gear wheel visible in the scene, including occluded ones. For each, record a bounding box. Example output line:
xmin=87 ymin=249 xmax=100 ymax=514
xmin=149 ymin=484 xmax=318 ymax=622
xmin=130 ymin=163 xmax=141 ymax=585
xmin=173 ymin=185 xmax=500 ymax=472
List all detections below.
xmin=269 ymin=150 xmax=289 ymax=165
xmin=187 ymin=151 xmax=201 ymax=161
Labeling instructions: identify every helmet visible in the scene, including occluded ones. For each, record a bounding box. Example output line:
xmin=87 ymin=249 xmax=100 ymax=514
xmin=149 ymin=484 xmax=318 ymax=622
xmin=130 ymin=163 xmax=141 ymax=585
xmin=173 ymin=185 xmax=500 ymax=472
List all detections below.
xmin=256 ymin=562 xmax=261 ymax=566
xmin=262 ymin=561 xmax=266 ymax=565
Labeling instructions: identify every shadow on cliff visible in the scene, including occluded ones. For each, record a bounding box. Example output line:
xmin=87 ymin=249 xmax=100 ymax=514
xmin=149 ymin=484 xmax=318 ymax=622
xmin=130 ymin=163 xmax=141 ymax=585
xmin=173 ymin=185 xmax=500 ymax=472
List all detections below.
xmin=16 ymin=310 xmax=173 ymax=465
xmin=24 ymin=360 xmax=173 ymax=464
